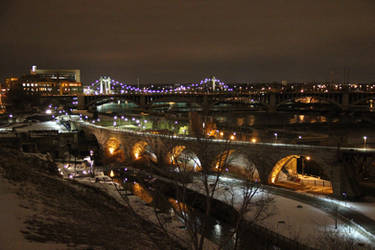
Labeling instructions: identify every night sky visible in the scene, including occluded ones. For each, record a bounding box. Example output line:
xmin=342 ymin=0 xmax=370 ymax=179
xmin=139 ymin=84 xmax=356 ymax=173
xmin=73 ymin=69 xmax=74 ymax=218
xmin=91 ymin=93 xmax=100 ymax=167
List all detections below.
xmin=1 ymin=0 xmax=375 ymax=84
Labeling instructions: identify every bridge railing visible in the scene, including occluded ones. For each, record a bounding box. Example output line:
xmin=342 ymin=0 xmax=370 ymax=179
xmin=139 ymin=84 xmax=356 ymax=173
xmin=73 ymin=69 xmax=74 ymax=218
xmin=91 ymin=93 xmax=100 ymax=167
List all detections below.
xmin=299 ymin=178 xmax=332 ymax=188
xmin=74 ymin=118 xmax=375 ymax=153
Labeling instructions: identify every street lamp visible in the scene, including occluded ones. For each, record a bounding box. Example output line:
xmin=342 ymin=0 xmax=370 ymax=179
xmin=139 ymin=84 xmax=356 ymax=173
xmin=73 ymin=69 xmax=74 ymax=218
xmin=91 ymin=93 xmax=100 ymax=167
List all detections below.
xmin=300 ymin=156 xmax=311 ymax=176
xmin=89 ymin=150 xmax=94 ymax=177
xmin=298 ymin=135 xmax=302 ymax=144
xmin=274 ymin=133 xmax=278 ymax=143
xmin=363 ymin=136 xmax=367 ymax=148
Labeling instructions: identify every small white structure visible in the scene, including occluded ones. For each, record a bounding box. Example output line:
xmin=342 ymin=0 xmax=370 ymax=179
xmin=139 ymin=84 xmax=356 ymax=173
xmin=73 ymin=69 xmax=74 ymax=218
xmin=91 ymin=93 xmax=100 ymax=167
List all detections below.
xmin=99 ymin=76 xmax=112 ymax=94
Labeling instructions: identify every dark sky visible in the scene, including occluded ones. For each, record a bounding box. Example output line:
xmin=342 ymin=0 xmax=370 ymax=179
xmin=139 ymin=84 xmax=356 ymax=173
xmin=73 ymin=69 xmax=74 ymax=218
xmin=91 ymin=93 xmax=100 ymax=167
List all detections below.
xmin=1 ymin=0 xmax=375 ymax=84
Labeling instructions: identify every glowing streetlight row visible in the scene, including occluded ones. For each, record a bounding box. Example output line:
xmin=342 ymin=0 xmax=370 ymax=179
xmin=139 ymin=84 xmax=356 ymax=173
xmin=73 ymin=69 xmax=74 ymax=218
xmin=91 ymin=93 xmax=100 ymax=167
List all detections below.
xmin=78 ymin=114 xmax=371 ymax=149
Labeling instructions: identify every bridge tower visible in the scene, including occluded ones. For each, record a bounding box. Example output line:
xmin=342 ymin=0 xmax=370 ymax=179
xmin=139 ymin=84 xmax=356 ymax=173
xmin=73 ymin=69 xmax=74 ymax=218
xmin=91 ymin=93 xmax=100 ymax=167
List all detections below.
xmin=99 ymin=76 xmax=112 ymax=94
xmin=211 ymin=76 xmax=216 ymax=91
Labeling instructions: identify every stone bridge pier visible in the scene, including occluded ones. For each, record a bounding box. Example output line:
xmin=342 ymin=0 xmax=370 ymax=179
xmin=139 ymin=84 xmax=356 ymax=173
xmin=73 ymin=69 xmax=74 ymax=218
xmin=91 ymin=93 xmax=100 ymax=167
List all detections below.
xmin=77 ymin=123 xmax=366 ymax=199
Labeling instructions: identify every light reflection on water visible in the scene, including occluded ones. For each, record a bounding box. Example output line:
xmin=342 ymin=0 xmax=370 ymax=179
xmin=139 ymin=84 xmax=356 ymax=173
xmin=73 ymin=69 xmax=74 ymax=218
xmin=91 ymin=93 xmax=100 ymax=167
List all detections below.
xmin=125 ymin=179 xmax=235 ymax=248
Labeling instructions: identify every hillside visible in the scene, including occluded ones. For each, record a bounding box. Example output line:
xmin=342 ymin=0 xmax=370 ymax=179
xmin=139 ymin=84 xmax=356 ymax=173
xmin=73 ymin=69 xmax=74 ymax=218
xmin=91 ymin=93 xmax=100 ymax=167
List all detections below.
xmin=0 ymin=146 xmax=181 ymax=250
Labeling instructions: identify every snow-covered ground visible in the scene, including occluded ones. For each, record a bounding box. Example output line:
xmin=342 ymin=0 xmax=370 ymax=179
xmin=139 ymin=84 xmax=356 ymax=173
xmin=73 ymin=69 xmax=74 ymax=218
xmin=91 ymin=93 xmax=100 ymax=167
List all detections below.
xmin=14 ymin=121 xmax=66 ymax=132
xmin=0 ymin=119 xmax=69 ymax=135
xmin=189 ymin=175 xmax=375 ymax=249
xmin=0 ymin=177 xmax=70 ymax=250
xmin=349 ymin=197 xmax=375 ymax=222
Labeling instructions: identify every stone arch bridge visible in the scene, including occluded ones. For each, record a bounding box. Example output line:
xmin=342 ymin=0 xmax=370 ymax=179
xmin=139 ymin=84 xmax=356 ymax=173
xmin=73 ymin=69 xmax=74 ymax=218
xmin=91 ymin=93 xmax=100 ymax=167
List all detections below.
xmin=75 ymin=122 xmax=375 ymax=199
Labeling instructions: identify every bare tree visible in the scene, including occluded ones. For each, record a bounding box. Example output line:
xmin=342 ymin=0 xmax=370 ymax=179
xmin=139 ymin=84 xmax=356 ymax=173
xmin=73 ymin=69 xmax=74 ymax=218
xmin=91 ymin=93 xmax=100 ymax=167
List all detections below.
xmin=111 ymin=118 xmax=274 ymax=250
xmin=315 ymin=225 xmax=371 ymax=250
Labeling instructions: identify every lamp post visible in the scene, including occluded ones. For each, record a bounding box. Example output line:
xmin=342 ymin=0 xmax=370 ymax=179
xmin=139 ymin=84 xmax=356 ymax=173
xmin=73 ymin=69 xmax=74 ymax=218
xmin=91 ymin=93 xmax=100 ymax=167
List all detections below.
xmin=363 ymin=136 xmax=367 ymax=148
xmin=274 ymin=133 xmax=278 ymax=144
xmin=89 ymin=150 xmax=94 ymax=177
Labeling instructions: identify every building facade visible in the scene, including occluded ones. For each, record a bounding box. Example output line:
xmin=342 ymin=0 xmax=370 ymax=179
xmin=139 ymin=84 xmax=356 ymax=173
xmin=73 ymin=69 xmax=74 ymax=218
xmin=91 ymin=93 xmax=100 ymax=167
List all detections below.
xmin=5 ymin=66 xmax=83 ymax=95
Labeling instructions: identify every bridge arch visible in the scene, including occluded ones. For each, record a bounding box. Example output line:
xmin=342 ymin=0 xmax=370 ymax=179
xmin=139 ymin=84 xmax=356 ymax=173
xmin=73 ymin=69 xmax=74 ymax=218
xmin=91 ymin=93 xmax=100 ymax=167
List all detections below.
xmin=213 ymin=149 xmax=260 ymax=181
xmin=105 ymin=137 xmax=125 ymax=162
xmin=131 ymin=140 xmax=158 ymax=163
xmin=269 ymin=154 xmax=333 ymax=194
xmin=276 ymin=96 xmax=343 ymax=111
xmin=211 ymin=99 xmax=269 ymax=111
xmin=148 ymin=96 xmax=203 ymax=108
xmin=88 ymin=97 xmax=140 ymax=110
xmin=166 ymin=145 xmax=202 ymax=172
xmin=352 ymin=96 xmax=375 ymax=106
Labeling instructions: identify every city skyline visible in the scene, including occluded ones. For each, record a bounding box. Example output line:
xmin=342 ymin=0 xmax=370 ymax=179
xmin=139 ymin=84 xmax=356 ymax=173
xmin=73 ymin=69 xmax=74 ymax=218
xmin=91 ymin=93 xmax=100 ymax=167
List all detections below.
xmin=1 ymin=0 xmax=375 ymax=84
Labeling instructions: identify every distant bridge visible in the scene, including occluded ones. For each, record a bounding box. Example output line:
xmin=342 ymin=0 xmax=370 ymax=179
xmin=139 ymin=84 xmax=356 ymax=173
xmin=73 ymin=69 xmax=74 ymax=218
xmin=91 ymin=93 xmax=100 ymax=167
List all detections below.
xmin=76 ymin=91 xmax=375 ymax=112
xmin=33 ymin=76 xmax=375 ymax=112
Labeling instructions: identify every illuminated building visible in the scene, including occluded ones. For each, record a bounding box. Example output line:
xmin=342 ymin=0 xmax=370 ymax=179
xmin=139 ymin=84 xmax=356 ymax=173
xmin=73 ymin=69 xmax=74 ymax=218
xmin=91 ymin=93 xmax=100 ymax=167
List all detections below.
xmin=3 ymin=77 xmax=19 ymax=91
xmin=6 ymin=66 xmax=83 ymax=95
xmin=30 ymin=65 xmax=80 ymax=82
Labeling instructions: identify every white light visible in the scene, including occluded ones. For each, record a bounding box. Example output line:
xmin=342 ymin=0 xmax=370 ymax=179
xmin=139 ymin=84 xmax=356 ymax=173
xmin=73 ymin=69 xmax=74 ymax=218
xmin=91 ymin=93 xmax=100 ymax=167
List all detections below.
xmin=45 ymin=109 xmax=52 ymax=114
xmin=214 ymin=223 xmax=221 ymax=235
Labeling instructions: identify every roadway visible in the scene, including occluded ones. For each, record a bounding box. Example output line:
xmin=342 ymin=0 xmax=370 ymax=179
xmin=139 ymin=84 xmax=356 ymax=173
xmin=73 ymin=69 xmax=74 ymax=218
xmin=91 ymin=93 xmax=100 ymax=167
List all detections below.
xmin=263 ymin=185 xmax=375 ymax=243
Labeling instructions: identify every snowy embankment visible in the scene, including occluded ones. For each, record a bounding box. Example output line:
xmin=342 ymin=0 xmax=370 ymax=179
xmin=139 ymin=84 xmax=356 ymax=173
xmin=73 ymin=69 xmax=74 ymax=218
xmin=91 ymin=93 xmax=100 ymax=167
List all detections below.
xmin=0 ymin=148 xmax=182 ymax=250
xmin=0 ymin=176 xmax=68 ymax=250
xmin=57 ymin=163 xmax=218 ymax=250
xmin=188 ymin=175 xmax=375 ymax=249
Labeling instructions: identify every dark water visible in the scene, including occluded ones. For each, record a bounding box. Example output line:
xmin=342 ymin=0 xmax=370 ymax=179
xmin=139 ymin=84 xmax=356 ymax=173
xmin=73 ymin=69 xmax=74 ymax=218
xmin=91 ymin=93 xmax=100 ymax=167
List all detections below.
xmin=113 ymin=169 xmax=273 ymax=249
